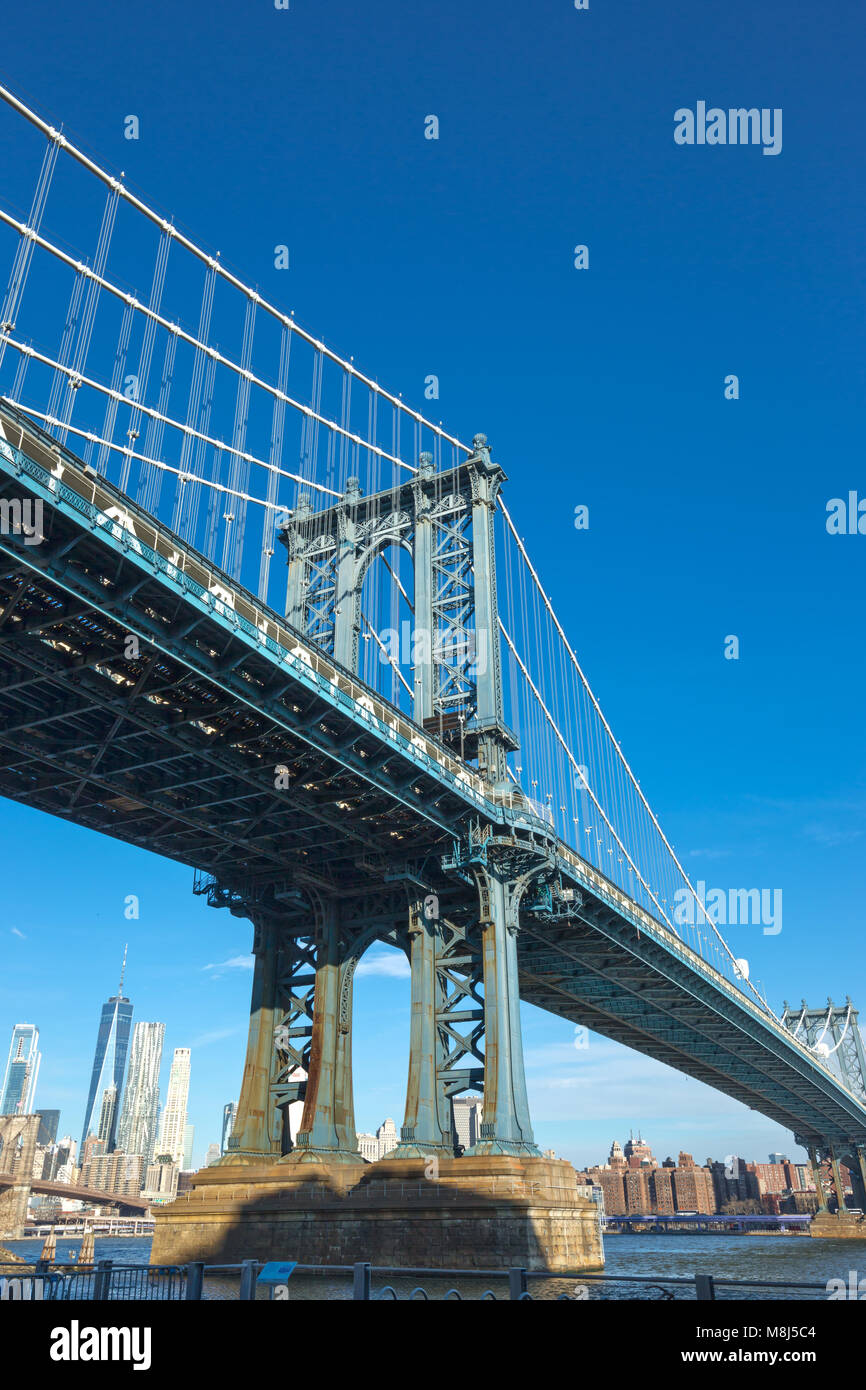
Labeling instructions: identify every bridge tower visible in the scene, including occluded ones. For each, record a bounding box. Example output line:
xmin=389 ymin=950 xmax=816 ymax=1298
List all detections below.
xmin=279 ymin=433 xmax=518 ymax=787
xmin=155 ymin=437 xmax=600 ymax=1270
xmin=787 ymin=998 xmax=866 ymax=1221
xmin=217 ymin=436 xmax=545 ymax=1166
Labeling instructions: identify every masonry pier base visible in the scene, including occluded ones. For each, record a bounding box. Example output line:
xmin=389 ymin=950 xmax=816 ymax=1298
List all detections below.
xmin=809 ymin=1211 xmax=866 ymax=1239
xmin=150 ymin=1155 xmax=603 ymax=1272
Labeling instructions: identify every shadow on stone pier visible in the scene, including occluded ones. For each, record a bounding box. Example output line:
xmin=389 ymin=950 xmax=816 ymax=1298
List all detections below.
xmin=150 ymin=1155 xmax=604 ymax=1273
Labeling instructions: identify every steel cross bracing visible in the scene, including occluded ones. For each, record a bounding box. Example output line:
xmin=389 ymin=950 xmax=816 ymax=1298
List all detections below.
xmin=1 ymin=405 xmax=866 ymax=1165
xmin=782 ymin=1000 xmax=866 ymax=1106
xmin=429 ymin=494 xmax=476 ymax=720
xmin=435 ymin=918 xmax=485 ymax=1100
xmin=281 ymin=451 xmax=497 ymax=735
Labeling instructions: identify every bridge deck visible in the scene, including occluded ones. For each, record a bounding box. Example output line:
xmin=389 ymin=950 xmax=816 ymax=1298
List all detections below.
xmin=0 ymin=1174 xmax=149 ymax=1211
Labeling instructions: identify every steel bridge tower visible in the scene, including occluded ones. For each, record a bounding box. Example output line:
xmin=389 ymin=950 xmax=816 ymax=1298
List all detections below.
xmin=785 ymin=999 xmax=866 ymax=1213
xmin=210 ymin=435 xmax=552 ymax=1167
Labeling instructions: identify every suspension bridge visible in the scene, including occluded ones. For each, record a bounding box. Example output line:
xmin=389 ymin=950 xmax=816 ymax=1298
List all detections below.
xmin=0 ymin=83 xmax=863 ymax=1267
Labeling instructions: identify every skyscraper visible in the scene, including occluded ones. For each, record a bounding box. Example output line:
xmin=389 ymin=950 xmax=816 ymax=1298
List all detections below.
xmin=156 ymin=1048 xmax=190 ymax=1165
xmin=96 ymin=1083 xmax=118 ymax=1145
xmin=35 ymin=1109 xmax=60 ymax=1145
xmin=624 ymin=1132 xmax=657 ymax=1167
xmin=451 ymin=1095 xmax=483 ymax=1150
xmin=221 ymin=1102 xmax=237 ymax=1156
xmin=80 ymin=950 xmax=134 ymax=1153
xmin=355 ymin=1132 xmax=378 ymax=1161
xmin=376 ymin=1117 xmax=398 ymax=1159
xmin=117 ymin=1021 xmax=165 ymax=1166
xmin=1 ymin=1023 xmax=41 ymax=1114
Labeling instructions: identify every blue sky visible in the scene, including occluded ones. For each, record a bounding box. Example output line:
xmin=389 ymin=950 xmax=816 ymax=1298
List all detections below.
xmin=0 ymin=0 xmax=864 ymax=1169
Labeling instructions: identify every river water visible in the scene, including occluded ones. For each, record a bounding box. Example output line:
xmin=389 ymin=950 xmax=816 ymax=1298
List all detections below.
xmin=3 ymin=1231 xmax=862 ymax=1300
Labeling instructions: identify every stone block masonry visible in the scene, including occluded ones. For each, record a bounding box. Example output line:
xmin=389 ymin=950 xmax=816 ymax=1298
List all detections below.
xmin=151 ymin=1155 xmax=603 ymax=1273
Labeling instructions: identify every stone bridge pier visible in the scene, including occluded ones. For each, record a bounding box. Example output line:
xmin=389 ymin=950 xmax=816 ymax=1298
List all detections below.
xmin=802 ymin=1136 xmax=866 ymax=1238
xmin=0 ymin=1114 xmax=40 ymax=1238
xmin=151 ymin=845 xmax=603 ymax=1272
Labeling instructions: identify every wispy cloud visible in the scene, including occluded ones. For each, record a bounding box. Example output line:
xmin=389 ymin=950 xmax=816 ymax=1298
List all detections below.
xmin=748 ymin=794 xmax=866 ymax=815
xmin=203 ymin=955 xmax=254 ymax=979
xmin=802 ymin=823 xmax=863 ymax=849
xmin=10 ymin=927 xmax=26 ymax=939
xmin=356 ymin=951 xmax=410 ymax=979
xmin=687 ymin=849 xmax=732 ymax=861
xmin=190 ymin=1026 xmax=242 ymax=1049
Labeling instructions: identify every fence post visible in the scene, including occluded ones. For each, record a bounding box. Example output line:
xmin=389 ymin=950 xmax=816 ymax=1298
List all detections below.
xmin=509 ymin=1267 xmax=529 ymax=1300
xmin=353 ymin=1262 xmax=372 ymax=1300
xmin=93 ymin=1259 xmax=113 ymax=1301
xmin=695 ymin=1274 xmax=716 ymax=1301
xmin=186 ymin=1262 xmax=204 ymax=1301
xmin=239 ymin=1259 xmax=257 ymax=1301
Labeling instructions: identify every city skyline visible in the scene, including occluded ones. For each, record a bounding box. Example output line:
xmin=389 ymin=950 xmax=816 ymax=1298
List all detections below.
xmin=0 ymin=947 xmax=858 ymax=1216
xmin=17 ymin=1079 xmax=840 ymax=1211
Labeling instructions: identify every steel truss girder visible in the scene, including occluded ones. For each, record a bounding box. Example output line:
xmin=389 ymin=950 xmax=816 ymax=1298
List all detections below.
xmin=0 ymin=642 xmax=361 ymax=856
xmin=0 ymin=555 xmax=482 ymax=882
xmin=0 ymin=448 xmax=498 ymax=847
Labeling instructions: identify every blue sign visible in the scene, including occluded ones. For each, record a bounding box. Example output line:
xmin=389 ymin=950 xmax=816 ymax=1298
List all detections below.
xmin=257 ymin=1262 xmax=297 ymax=1286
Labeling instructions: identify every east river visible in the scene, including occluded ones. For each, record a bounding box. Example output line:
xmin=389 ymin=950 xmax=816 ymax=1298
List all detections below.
xmin=5 ymin=1231 xmax=863 ymax=1300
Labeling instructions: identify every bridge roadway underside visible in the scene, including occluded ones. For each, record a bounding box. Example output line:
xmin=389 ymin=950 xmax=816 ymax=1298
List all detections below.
xmin=516 ymin=911 xmax=866 ymax=1148
xmin=0 ymin=476 xmax=475 ymax=892
xmin=0 ymin=429 xmax=865 ymax=1154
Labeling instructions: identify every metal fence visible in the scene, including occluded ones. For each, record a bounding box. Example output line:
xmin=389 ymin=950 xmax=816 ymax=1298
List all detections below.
xmin=0 ymin=1261 xmax=187 ymax=1301
xmin=0 ymin=1259 xmax=835 ymax=1301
